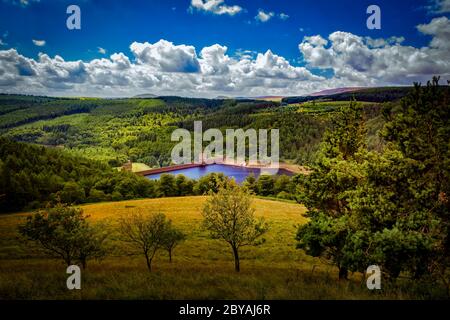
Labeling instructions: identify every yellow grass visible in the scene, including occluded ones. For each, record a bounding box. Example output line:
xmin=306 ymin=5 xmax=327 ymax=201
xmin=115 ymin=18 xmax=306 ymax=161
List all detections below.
xmin=0 ymin=196 xmax=308 ymax=266
xmin=131 ymin=162 xmax=152 ymax=172
xmin=0 ymin=196 xmax=425 ymax=299
xmin=81 ymin=196 xmax=307 ymax=267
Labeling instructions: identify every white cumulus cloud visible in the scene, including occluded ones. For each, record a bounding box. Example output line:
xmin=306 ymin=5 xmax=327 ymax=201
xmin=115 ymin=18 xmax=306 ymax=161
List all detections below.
xmin=32 ymin=39 xmax=45 ymax=47
xmin=130 ymin=39 xmax=200 ymax=73
xmin=299 ymin=17 xmax=450 ymax=85
xmin=255 ymin=9 xmax=274 ymax=22
xmin=190 ymin=0 xmax=242 ymax=16
xmin=279 ymin=13 xmax=289 ymax=20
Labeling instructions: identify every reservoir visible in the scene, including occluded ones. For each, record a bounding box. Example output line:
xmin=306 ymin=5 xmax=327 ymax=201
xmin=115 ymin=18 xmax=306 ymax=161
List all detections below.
xmin=144 ymin=164 xmax=294 ymax=183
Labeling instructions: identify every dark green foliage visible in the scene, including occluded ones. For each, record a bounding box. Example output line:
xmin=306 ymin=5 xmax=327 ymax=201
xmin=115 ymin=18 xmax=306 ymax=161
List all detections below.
xmin=157 ymin=174 xmax=177 ymax=197
xmin=296 ymin=101 xmax=365 ymax=279
xmin=296 ymin=78 xmax=450 ymax=287
xmin=274 ymin=174 xmax=294 ymax=195
xmin=174 ymin=174 xmax=195 ymax=196
xmin=243 ymin=173 xmax=257 ymax=194
xmin=59 ymin=181 xmax=86 ymax=204
xmin=194 ymin=172 xmax=228 ymax=195
xmin=18 ymin=204 xmax=108 ymax=267
xmin=257 ymin=175 xmax=275 ymax=196
xmin=0 ymin=98 xmax=99 ymax=129
xmin=0 ymin=137 xmax=156 ymax=212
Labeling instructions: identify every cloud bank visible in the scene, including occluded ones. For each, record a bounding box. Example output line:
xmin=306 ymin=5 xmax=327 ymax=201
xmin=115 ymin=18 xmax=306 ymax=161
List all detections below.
xmin=0 ymin=17 xmax=449 ymax=97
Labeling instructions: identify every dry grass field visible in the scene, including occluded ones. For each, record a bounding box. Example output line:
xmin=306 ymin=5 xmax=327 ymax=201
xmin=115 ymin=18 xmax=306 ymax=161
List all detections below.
xmin=0 ymin=196 xmax=433 ymax=299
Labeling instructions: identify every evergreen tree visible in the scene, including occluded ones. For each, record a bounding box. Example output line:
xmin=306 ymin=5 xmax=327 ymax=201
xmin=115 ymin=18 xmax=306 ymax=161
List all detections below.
xmin=296 ymin=101 xmax=366 ymax=279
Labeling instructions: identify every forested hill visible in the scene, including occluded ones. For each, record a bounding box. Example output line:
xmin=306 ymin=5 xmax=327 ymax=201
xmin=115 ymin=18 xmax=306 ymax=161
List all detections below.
xmin=0 ymin=137 xmax=155 ymax=212
xmin=0 ymin=92 xmax=388 ymax=168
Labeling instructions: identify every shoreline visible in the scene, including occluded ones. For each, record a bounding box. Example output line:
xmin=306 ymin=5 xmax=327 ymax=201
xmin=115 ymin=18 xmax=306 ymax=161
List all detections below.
xmin=134 ymin=161 xmax=310 ymax=177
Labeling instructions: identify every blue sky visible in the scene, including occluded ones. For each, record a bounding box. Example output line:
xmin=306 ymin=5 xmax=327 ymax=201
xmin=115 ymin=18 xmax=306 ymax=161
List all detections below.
xmin=0 ymin=0 xmax=449 ymax=97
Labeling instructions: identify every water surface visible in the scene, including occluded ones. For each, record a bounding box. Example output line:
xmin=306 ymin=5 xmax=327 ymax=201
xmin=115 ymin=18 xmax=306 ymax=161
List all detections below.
xmin=145 ymin=164 xmax=293 ymax=183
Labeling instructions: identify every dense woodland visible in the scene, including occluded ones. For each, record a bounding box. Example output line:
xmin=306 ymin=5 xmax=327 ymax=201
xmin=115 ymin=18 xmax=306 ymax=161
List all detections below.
xmin=0 ymin=93 xmax=383 ymax=168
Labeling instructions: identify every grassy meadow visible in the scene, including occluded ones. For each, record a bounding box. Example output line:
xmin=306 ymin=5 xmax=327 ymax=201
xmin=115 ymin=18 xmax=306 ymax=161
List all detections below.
xmin=0 ymin=196 xmax=434 ymax=300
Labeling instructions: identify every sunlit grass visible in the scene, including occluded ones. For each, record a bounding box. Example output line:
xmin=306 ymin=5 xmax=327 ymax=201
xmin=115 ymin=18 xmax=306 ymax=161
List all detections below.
xmin=0 ymin=196 xmax=437 ymax=299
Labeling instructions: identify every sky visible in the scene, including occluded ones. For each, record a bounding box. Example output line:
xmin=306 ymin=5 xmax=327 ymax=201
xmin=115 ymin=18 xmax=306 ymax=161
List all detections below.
xmin=0 ymin=0 xmax=449 ymax=97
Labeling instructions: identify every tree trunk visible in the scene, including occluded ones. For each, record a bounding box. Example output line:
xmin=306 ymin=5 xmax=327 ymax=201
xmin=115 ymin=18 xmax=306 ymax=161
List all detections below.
xmin=169 ymin=249 xmax=172 ymax=263
xmin=232 ymin=245 xmax=240 ymax=272
xmin=338 ymin=266 xmax=348 ymax=280
xmin=144 ymin=252 xmax=152 ymax=272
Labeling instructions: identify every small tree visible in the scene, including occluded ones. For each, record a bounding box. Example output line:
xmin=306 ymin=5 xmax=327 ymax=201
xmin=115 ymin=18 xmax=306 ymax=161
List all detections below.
xmin=18 ymin=203 xmax=107 ymax=268
xmin=118 ymin=210 xmax=169 ymax=271
xmin=202 ymin=183 xmax=268 ymax=272
xmin=162 ymin=224 xmax=186 ymax=262
xmin=77 ymin=222 xmax=109 ymax=269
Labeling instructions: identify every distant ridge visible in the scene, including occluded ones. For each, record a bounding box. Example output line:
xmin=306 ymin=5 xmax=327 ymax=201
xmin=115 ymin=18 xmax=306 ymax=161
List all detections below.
xmin=133 ymin=93 xmax=157 ymax=98
xmin=308 ymin=87 xmax=365 ymax=97
xmin=234 ymin=96 xmax=284 ymax=101
xmin=282 ymin=86 xmax=416 ymax=104
xmin=215 ymin=95 xmax=232 ymax=99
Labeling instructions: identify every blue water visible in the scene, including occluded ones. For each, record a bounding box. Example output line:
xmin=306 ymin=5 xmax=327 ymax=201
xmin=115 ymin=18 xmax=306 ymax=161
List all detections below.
xmin=145 ymin=164 xmax=293 ymax=183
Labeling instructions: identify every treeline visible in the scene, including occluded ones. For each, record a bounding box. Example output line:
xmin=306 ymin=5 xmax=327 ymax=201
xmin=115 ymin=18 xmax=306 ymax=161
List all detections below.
xmin=0 ymin=94 xmax=333 ymax=167
xmin=155 ymin=172 xmax=297 ymax=200
xmin=174 ymin=100 xmax=279 ymax=130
